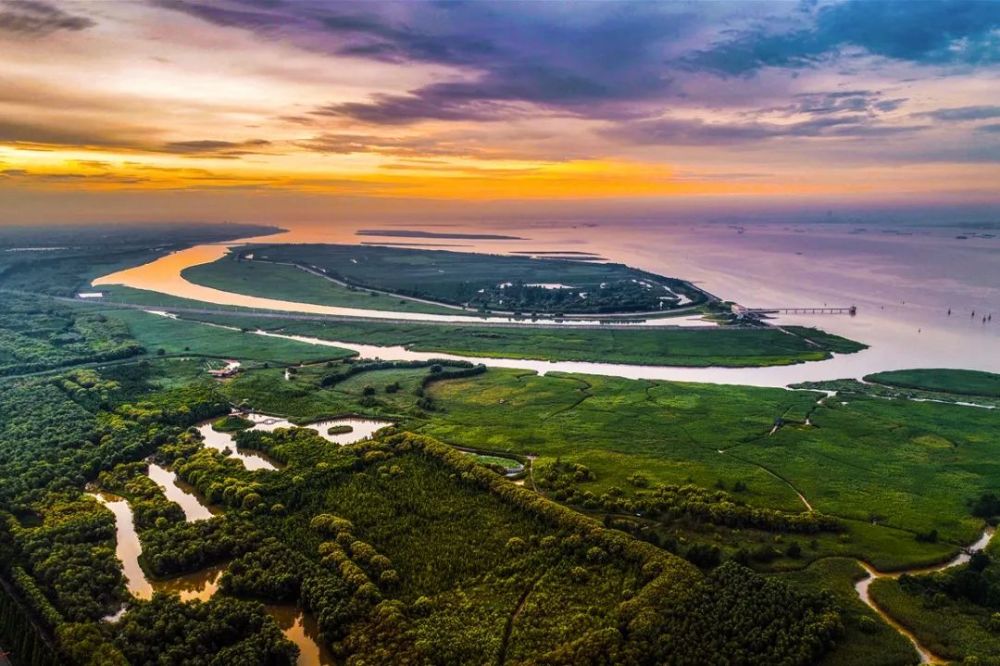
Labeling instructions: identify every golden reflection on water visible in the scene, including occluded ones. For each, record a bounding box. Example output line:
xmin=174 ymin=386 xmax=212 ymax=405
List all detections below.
xmin=94 ymin=489 xmax=332 ymax=664
xmin=266 ymin=605 xmax=336 ymax=666
xmin=90 ymin=491 xmax=153 ymax=600
xmin=91 ymin=234 xmax=709 ymax=327
xmin=146 ymin=462 xmax=218 ymax=521
xmin=152 ymin=564 xmax=225 ymax=602
xmin=92 ymin=222 xmax=1000 ymax=374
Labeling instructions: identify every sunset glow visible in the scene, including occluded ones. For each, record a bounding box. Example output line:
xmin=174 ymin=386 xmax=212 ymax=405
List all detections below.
xmin=0 ymin=0 xmax=998 ymax=222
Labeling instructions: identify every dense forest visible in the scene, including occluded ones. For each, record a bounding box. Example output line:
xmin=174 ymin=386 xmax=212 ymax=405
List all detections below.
xmin=0 ymin=304 xmax=851 ymax=665
xmin=0 ymin=294 xmax=141 ymax=377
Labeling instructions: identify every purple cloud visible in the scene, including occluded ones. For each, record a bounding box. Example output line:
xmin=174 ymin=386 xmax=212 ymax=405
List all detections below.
xmin=0 ymin=0 xmax=94 ymax=36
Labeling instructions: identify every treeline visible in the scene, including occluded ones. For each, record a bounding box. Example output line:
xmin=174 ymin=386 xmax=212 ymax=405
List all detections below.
xmin=97 ymin=463 xmax=184 ymax=531
xmin=219 ymin=535 xmax=392 ymax=655
xmin=420 ymin=362 xmax=486 ymax=388
xmin=2 ymin=350 xmax=843 ymax=665
xmin=378 ymin=432 xmax=843 ymax=664
xmin=467 ymin=278 xmax=677 ymax=315
xmin=189 ymin=424 xmax=842 ymax=664
xmin=0 ymin=294 xmax=142 ymax=377
xmin=0 ymin=376 xmax=227 ymax=509
xmin=112 ymin=595 xmax=297 ymax=665
xmin=319 ymin=358 xmax=477 ymax=388
xmin=898 ymin=548 xmax=1000 ymax=610
xmin=0 ymin=360 xmax=241 ymax=661
xmin=0 ymin=581 xmax=58 ymax=666
xmin=538 ymin=461 xmax=842 ymax=534
xmin=141 ymin=515 xmax=262 ymax=578
xmin=6 ymin=493 xmax=125 ymax=623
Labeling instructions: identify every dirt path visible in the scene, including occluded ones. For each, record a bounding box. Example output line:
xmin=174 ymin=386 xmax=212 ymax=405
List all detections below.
xmin=717 ymin=449 xmax=814 ymax=511
xmin=496 ymin=573 xmax=545 ymax=666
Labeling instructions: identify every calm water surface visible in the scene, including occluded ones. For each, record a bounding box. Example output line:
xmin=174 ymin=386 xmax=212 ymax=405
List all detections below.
xmin=90 ymin=492 xmax=152 ymax=600
xmin=91 ymin=494 xmax=331 ymax=662
xmin=94 ymin=242 xmax=710 ymax=328
xmin=242 ymin=412 xmax=394 ymax=444
xmin=197 ymin=422 xmax=279 ymax=471
xmin=93 ymin=221 xmax=1000 ymax=378
xmin=265 ymin=605 xmax=336 ymax=666
xmin=147 ymin=463 xmax=217 ymax=521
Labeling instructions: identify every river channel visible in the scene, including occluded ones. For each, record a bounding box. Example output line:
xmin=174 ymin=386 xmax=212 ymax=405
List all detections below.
xmin=90 ymin=488 xmax=332 ymax=664
xmin=854 ymin=527 xmax=996 ymax=664
xmin=90 ymin=415 xmax=392 ymax=662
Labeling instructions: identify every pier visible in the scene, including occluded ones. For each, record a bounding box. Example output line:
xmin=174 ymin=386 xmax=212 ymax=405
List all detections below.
xmin=733 ymin=304 xmax=857 ymax=316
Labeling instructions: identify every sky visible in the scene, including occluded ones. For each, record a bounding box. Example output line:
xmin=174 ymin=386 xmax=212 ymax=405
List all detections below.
xmin=0 ymin=0 xmax=998 ymax=225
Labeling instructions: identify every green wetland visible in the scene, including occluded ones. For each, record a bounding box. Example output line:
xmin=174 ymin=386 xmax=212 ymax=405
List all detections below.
xmin=217 ymin=243 xmax=707 ymax=315
xmin=0 ymin=233 xmax=997 ymax=666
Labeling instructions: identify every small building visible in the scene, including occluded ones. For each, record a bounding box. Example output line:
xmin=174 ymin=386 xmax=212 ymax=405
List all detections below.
xmin=207 ymin=360 xmax=241 ymax=378
xmin=77 ymin=291 xmax=105 ymax=299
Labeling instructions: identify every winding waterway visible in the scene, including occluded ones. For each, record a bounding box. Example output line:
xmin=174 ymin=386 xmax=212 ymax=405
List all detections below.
xmin=251 ymin=330 xmax=944 ymax=390
xmin=89 ymin=492 xmax=153 ymax=601
xmin=854 ymin=527 xmax=996 ymax=664
xmin=199 ymin=414 xmax=394 ymax=468
xmin=197 ymin=422 xmax=279 ymax=471
xmin=93 ymin=242 xmax=710 ymax=328
xmin=90 ymin=491 xmax=331 ymax=663
xmin=147 ymin=463 xmax=216 ymax=521
xmin=90 ymin=221 xmax=1000 ymax=379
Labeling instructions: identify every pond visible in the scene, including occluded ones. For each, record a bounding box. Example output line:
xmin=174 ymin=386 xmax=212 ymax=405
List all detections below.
xmin=197 ymin=422 xmax=279 ymax=471
xmin=239 ymin=412 xmax=394 ymax=445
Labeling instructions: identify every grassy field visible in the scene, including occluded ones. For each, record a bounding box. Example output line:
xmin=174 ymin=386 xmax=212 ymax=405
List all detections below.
xmin=183 ymin=258 xmax=464 ymax=315
xmin=865 ymin=368 xmax=1000 ymax=398
xmin=239 ymin=243 xmax=706 ymax=314
xmin=14 ymin=226 xmax=994 ymax=665
xmin=180 ymin=310 xmax=865 ymax=367
xmin=869 ymin=577 xmax=1000 ymax=662
xmin=5 ymin=296 xmax=994 ymax=664
xmin=419 ymin=369 xmax=996 ymax=567
xmin=94 ymin=307 xmax=356 ymax=366
xmin=80 ymin=284 xmax=868 ymax=367
xmin=216 ymin=361 xmax=998 ymax=572
xmin=864 ymin=528 xmax=1000 ymax=663
xmin=222 ymin=364 xmax=430 ymax=422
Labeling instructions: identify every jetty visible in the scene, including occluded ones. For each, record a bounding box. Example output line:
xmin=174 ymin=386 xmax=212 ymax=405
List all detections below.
xmin=733 ymin=304 xmax=857 ymax=316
